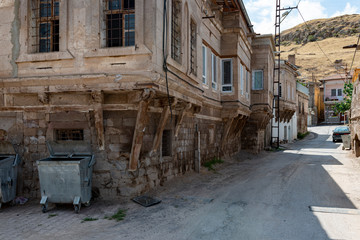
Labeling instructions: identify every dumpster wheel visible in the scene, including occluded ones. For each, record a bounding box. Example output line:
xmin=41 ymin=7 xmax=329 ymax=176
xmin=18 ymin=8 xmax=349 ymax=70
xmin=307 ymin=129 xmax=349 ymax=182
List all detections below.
xmin=84 ymin=201 xmax=91 ymax=207
xmin=74 ymin=204 xmax=81 ymax=214
xmin=42 ymin=202 xmax=48 ymax=213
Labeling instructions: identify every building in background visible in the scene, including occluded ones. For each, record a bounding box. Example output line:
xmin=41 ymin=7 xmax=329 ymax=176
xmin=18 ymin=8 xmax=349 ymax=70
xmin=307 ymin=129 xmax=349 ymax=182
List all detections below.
xmin=307 ymin=81 xmax=321 ymax=126
xmin=320 ymin=73 xmax=352 ymax=124
xmin=296 ymin=82 xmax=309 ymax=134
xmin=272 ymin=55 xmax=299 ymax=143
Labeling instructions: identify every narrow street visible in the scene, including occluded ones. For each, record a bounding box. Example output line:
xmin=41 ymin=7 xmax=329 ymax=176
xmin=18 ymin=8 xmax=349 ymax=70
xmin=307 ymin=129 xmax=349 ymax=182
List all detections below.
xmin=1 ymin=125 xmax=360 ymax=240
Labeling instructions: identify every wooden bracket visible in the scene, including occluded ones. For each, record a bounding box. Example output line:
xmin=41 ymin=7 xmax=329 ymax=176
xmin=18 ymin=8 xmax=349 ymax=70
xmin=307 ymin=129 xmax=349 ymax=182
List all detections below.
xmin=92 ymin=91 xmax=105 ymax=150
xmin=151 ymin=105 xmax=170 ymax=153
xmin=221 ymin=117 xmax=235 ymax=151
xmin=174 ymin=103 xmax=192 ymax=137
xmin=128 ymin=89 xmax=154 ymax=171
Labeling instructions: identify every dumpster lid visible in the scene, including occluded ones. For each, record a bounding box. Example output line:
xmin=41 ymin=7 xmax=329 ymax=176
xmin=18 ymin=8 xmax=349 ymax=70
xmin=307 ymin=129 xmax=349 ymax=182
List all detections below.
xmin=47 ymin=141 xmax=93 ymax=157
xmin=0 ymin=142 xmax=16 ymax=155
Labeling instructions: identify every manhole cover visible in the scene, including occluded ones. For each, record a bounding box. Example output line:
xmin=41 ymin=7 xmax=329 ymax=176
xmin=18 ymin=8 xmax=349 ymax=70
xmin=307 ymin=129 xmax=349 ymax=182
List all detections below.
xmin=132 ymin=196 xmax=161 ymax=207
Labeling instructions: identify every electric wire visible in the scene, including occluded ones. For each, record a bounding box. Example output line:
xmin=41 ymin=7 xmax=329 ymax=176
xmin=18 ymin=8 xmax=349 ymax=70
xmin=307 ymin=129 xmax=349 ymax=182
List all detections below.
xmin=297 ymin=8 xmax=348 ymax=80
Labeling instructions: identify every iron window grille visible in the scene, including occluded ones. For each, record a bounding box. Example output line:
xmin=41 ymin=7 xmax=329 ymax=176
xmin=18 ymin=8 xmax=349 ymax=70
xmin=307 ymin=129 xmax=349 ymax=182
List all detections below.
xmin=190 ymin=19 xmax=197 ymax=76
xmin=171 ymin=0 xmax=182 ymax=63
xmin=31 ymin=0 xmax=60 ymax=53
xmin=103 ymin=0 xmax=135 ymax=48
xmin=55 ymin=129 xmax=84 ymax=141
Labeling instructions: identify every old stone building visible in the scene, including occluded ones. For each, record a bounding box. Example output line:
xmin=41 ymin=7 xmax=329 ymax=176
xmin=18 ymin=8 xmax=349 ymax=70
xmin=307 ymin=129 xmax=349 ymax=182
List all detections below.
xmin=272 ymin=56 xmax=298 ymax=143
xmin=296 ymin=82 xmax=309 ymax=135
xmin=241 ymin=34 xmax=274 ymax=152
xmin=307 ymin=81 xmax=321 ymax=126
xmin=0 ymin=0 xmax=260 ymax=199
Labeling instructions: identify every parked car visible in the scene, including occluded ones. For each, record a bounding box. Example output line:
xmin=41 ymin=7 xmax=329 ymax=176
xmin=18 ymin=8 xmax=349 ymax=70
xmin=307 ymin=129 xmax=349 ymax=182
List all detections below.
xmin=332 ymin=126 xmax=350 ymax=142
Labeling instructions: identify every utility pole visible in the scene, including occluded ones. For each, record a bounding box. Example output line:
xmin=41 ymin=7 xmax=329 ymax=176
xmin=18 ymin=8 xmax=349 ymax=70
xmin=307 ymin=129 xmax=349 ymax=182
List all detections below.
xmin=271 ymin=0 xmax=298 ymax=149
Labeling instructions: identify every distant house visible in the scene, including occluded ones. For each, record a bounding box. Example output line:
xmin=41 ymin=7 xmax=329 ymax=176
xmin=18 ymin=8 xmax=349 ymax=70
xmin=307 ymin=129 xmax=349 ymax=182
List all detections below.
xmin=320 ymin=73 xmax=352 ymax=124
xmin=296 ymin=82 xmax=309 ymax=135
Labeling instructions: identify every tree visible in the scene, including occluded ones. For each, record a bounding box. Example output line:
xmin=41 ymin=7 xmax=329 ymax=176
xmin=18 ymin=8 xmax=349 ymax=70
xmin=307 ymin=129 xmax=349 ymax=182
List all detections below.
xmin=333 ymin=82 xmax=353 ymax=115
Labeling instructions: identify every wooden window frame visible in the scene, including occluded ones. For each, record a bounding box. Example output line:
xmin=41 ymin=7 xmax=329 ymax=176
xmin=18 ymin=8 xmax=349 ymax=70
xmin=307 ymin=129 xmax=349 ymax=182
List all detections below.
xmin=202 ymin=45 xmax=207 ymax=84
xmin=103 ymin=0 xmax=135 ymax=48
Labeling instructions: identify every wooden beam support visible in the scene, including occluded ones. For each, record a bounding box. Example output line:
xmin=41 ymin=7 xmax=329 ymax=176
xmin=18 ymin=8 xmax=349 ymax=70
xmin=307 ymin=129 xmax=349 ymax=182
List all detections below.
xmin=91 ymin=91 xmax=105 ymax=151
xmin=128 ymin=89 xmax=154 ymax=171
xmin=174 ymin=103 xmax=192 ymax=137
xmin=221 ymin=117 xmax=235 ymax=151
xmin=151 ymin=105 xmax=170 ymax=153
xmin=94 ymin=106 xmax=105 ymax=150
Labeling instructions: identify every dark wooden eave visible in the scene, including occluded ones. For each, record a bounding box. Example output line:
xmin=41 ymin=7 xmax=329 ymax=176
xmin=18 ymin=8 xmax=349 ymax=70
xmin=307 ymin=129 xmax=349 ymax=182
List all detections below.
xmin=211 ymin=0 xmax=240 ymax=12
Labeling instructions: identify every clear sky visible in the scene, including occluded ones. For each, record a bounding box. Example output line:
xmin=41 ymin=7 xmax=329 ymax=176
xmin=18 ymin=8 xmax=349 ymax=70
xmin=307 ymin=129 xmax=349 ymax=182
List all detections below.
xmin=243 ymin=0 xmax=359 ymax=34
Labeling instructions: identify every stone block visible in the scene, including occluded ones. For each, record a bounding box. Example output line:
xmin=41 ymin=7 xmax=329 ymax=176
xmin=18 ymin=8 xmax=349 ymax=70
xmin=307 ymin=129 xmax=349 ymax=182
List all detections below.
xmin=123 ymin=118 xmax=136 ymax=127
xmin=24 ymin=128 xmax=37 ymax=136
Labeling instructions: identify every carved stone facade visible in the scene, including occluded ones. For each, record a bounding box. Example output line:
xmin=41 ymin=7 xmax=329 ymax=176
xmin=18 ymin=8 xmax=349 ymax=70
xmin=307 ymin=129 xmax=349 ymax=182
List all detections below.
xmin=0 ymin=1 xmax=261 ymax=199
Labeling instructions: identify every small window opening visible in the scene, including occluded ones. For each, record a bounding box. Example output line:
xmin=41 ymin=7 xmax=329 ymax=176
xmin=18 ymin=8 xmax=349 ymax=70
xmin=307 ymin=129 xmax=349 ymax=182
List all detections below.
xmin=162 ymin=130 xmax=172 ymax=157
xmin=55 ymin=129 xmax=84 ymax=141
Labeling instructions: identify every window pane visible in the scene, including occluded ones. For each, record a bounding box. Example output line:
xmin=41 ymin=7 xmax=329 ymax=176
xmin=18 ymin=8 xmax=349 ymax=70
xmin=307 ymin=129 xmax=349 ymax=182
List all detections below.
xmin=125 ymin=14 xmax=135 ymax=30
xmin=338 ymin=89 xmax=342 ymax=96
xmin=331 ymin=89 xmax=336 ymax=96
xmin=253 ymin=71 xmax=263 ymax=89
xmin=124 ymin=0 xmax=135 ymax=10
xmin=223 ymin=60 xmax=231 ymax=84
xmin=53 ymin=20 xmax=60 ymax=51
xmin=40 ymin=3 xmax=51 ymax=17
xmin=40 ymin=23 xmax=51 ymax=37
xmin=125 ymin=31 xmax=135 ymax=46
xmin=54 ymin=1 xmax=60 ymax=16
xmin=108 ymin=0 xmax=121 ymax=10
xmin=202 ymin=46 xmax=206 ymax=83
xmin=39 ymin=39 xmax=50 ymax=52
xmin=107 ymin=14 xmax=122 ymax=47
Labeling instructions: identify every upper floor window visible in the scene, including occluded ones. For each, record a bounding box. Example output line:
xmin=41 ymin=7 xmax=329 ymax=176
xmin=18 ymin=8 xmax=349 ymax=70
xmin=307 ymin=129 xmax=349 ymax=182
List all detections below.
xmin=202 ymin=45 xmax=207 ymax=84
xmin=240 ymin=64 xmax=244 ymax=94
xmin=103 ymin=0 xmax=135 ymax=48
xmin=331 ymin=89 xmax=336 ymax=96
xmin=252 ymin=70 xmax=264 ymax=90
xmin=32 ymin=0 xmax=60 ymax=53
xmin=221 ymin=59 xmax=233 ymax=92
xmin=337 ymin=89 xmax=342 ymax=96
xmin=246 ymin=70 xmax=250 ymax=98
xmin=171 ymin=0 xmax=182 ymax=63
xmin=211 ymin=53 xmax=217 ymax=90
xmin=190 ymin=19 xmax=197 ymax=76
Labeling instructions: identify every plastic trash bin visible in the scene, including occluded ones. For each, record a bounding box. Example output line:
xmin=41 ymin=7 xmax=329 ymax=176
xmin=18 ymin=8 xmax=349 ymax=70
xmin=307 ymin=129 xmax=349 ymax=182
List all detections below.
xmin=37 ymin=141 xmax=95 ymax=213
xmin=0 ymin=142 xmax=20 ymax=209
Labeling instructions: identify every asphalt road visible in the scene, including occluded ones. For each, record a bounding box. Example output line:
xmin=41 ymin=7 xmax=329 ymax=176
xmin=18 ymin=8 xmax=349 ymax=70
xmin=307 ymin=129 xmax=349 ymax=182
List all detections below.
xmin=1 ymin=125 xmax=360 ymax=240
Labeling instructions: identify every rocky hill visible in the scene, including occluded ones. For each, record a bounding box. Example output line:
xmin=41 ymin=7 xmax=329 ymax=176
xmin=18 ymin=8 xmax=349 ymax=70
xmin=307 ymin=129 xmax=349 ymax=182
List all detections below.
xmin=280 ymin=14 xmax=360 ymax=81
xmin=281 ymin=14 xmax=360 ymax=44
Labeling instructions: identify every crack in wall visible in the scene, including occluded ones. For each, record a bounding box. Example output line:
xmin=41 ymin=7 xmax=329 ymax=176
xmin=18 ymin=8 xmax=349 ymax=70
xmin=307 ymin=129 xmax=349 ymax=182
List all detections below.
xmin=10 ymin=0 xmax=20 ymax=77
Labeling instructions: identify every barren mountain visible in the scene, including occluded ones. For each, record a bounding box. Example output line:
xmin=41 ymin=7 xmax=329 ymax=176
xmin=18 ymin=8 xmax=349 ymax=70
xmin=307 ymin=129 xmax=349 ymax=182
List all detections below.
xmin=280 ymin=14 xmax=360 ymax=81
